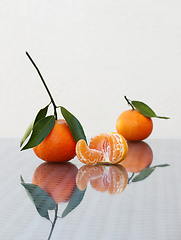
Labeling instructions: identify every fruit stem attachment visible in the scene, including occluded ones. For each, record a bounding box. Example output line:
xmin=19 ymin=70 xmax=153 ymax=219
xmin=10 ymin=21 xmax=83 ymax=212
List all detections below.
xmin=124 ymin=96 xmax=135 ymax=110
xmin=26 ymin=52 xmax=58 ymax=120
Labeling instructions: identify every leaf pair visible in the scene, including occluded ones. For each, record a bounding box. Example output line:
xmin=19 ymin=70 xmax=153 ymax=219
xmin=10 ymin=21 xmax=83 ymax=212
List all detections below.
xmin=21 ymin=176 xmax=86 ymax=220
xmin=21 ymin=176 xmax=57 ymax=220
xmin=20 ymin=104 xmax=87 ymax=150
xmin=125 ymin=96 xmax=169 ymax=119
xmin=20 ymin=103 xmax=55 ymax=150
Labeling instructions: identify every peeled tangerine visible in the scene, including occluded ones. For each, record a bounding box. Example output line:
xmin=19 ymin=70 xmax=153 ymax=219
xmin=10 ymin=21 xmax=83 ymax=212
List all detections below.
xmin=76 ymin=132 xmax=128 ymax=165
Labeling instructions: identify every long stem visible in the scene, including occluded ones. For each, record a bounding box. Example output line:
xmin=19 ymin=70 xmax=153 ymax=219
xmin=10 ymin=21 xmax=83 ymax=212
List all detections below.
xmin=47 ymin=204 xmax=58 ymax=240
xmin=124 ymin=96 xmax=135 ymax=110
xmin=26 ymin=52 xmax=58 ymax=120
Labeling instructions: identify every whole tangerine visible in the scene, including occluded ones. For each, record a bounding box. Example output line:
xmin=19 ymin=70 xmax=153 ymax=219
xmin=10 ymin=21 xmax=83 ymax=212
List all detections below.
xmin=33 ymin=119 xmax=76 ymax=162
xmin=32 ymin=162 xmax=78 ymax=203
xmin=116 ymin=109 xmax=153 ymax=141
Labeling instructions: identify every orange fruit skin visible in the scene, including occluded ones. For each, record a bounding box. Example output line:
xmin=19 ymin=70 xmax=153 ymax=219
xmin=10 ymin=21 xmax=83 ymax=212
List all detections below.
xmin=32 ymin=162 xmax=78 ymax=203
xmin=116 ymin=109 xmax=153 ymax=141
xmin=76 ymin=133 xmax=128 ymax=165
xmin=76 ymin=164 xmax=128 ymax=194
xmin=33 ymin=119 xmax=76 ymax=162
xmin=120 ymin=141 xmax=153 ymax=173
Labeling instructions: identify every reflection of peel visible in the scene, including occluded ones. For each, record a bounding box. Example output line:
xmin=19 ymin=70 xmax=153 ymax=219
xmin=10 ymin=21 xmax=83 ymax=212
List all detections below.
xmin=32 ymin=162 xmax=78 ymax=203
xmin=121 ymin=141 xmax=153 ymax=173
xmin=76 ymin=164 xmax=128 ymax=194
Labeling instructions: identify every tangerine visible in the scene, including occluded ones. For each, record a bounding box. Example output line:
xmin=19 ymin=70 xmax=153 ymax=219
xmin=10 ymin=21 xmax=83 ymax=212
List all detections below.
xmin=116 ymin=109 xmax=153 ymax=141
xmin=120 ymin=141 xmax=153 ymax=173
xmin=76 ymin=132 xmax=128 ymax=164
xmin=33 ymin=119 xmax=76 ymax=162
xmin=32 ymin=162 xmax=78 ymax=203
xmin=76 ymin=164 xmax=128 ymax=194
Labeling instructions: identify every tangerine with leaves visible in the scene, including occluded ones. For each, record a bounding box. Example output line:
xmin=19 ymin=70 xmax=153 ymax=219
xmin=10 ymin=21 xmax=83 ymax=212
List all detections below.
xmin=32 ymin=162 xmax=78 ymax=203
xmin=76 ymin=132 xmax=128 ymax=164
xmin=33 ymin=119 xmax=76 ymax=162
xmin=116 ymin=109 xmax=153 ymax=142
xmin=20 ymin=52 xmax=87 ymax=163
xmin=116 ymin=96 xmax=169 ymax=142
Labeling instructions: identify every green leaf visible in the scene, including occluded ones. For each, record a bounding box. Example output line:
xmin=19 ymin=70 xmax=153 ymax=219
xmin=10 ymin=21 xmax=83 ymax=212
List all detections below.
xmin=152 ymin=164 xmax=170 ymax=168
xmin=60 ymin=106 xmax=87 ymax=143
xmin=34 ymin=103 xmax=50 ymax=125
xmin=131 ymin=100 xmax=169 ymax=119
xmin=61 ymin=186 xmax=86 ymax=218
xmin=21 ymin=179 xmax=56 ymax=220
xmin=132 ymin=163 xmax=170 ymax=182
xmin=20 ymin=175 xmax=26 ymax=184
xmin=132 ymin=167 xmax=155 ymax=182
xmin=21 ymin=115 xmax=55 ymax=150
xmin=20 ymin=103 xmax=50 ymax=147
xmin=20 ymin=121 xmax=34 ymax=147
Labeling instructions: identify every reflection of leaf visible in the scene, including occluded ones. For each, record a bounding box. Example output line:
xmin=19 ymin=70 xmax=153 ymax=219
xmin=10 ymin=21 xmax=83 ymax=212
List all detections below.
xmin=21 ymin=176 xmax=56 ymax=220
xmin=20 ymin=103 xmax=50 ymax=147
xmin=132 ymin=167 xmax=155 ymax=182
xmin=131 ymin=100 xmax=170 ymax=119
xmin=152 ymin=164 xmax=170 ymax=168
xmin=132 ymin=164 xmax=170 ymax=182
xmin=60 ymin=106 xmax=87 ymax=143
xmin=61 ymin=186 xmax=86 ymax=218
xmin=21 ymin=115 xmax=55 ymax=150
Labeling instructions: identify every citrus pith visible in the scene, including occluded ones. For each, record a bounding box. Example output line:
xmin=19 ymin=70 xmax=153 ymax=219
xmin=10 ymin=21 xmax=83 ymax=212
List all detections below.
xmin=33 ymin=119 xmax=76 ymax=162
xmin=116 ymin=109 xmax=153 ymax=141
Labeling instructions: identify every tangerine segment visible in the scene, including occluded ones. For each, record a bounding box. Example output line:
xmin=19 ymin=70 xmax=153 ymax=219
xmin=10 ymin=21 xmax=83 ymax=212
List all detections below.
xmin=89 ymin=132 xmax=128 ymax=164
xmin=76 ymin=164 xmax=128 ymax=194
xmin=76 ymin=165 xmax=104 ymax=190
xmin=76 ymin=139 xmax=104 ymax=164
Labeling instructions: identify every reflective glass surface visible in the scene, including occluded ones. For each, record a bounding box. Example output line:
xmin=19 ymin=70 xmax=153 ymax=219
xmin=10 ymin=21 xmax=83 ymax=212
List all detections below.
xmin=0 ymin=138 xmax=180 ymax=240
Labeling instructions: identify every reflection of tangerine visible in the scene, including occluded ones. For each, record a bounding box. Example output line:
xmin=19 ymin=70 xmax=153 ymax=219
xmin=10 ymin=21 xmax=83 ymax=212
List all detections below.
xmin=32 ymin=162 xmax=78 ymax=203
xmin=76 ymin=132 xmax=128 ymax=164
xmin=116 ymin=109 xmax=153 ymax=141
xmin=76 ymin=164 xmax=128 ymax=194
xmin=120 ymin=141 xmax=153 ymax=173
xmin=33 ymin=119 xmax=76 ymax=162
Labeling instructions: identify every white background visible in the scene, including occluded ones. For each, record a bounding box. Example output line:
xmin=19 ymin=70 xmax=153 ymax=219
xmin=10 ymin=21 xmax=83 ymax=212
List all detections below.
xmin=0 ymin=0 xmax=180 ymax=138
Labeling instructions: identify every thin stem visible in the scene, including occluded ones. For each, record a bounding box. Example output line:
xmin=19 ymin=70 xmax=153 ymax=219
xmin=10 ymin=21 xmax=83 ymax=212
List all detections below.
xmin=124 ymin=96 xmax=135 ymax=110
xmin=47 ymin=204 xmax=58 ymax=240
xmin=128 ymin=172 xmax=135 ymax=184
xmin=26 ymin=52 xmax=58 ymax=120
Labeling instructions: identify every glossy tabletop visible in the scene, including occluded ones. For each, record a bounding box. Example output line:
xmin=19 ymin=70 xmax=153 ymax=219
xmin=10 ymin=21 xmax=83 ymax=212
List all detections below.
xmin=0 ymin=138 xmax=180 ymax=240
